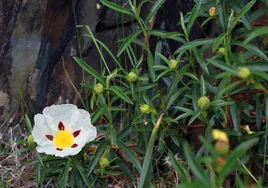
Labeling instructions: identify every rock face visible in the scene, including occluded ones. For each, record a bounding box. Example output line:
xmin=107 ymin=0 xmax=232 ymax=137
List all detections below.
xmin=0 ymin=0 xmax=47 ymax=133
xmin=0 ymin=0 xmax=204 ymax=136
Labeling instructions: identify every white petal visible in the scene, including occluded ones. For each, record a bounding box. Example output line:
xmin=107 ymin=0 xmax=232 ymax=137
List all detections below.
xmin=43 ymin=104 xmax=78 ymax=130
xmin=69 ymin=109 xmax=91 ymax=130
xmin=70 ymin=109 xmax=97 ymax=144
xmin=32 ymin=114 xmax=54 ymax=146
xmin=74 ymin=126 xmax=97 ymax=145
xmin=36 ymin=145 xmax=83 ymax=157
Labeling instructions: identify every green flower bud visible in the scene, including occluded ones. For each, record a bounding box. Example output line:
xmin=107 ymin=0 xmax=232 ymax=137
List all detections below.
xmin=99 ymin=157 xmax=110 ymax=168
xmin=94 ymin=83 xmax=104 ymax=94
xmin=126 ymin=72 xmax=138 ymax=82
xmin=209 ymin=7 xmax=218 ymax=17
xmin=27 ymin=134 xmax=36 ymax=148
xmin=218 ymin=48 xmax=227 ymax=56
xmin=238 ymin=67 xmax=251 ymax=80
xmin=140 ymin=104 xmax=150 ymax=114
xmin=215 ymin=141 xmax=229 ymax=156
xmin=169 ymin=59 xmax=178 ymax=70
xmin=198 ymin=96 xmax=210 ymax=110
xmin=99 ymin=157 xmax=110 ymax=175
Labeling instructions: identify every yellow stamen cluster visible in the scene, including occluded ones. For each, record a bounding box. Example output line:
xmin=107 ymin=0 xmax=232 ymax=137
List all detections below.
xmin=54 ymin=131 xmax=74 ymax=148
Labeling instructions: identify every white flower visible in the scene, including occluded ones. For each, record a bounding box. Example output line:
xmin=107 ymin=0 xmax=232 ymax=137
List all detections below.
xmin=32 ymin=104 xmax=97 ymax=157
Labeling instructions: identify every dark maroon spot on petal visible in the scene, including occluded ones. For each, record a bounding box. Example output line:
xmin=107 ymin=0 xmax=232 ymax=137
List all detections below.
xmin=71 ymin=144 xmax=78 ymax=148
xmin=56 ymin=148 xmax=63 ymax=151
xmin=58 ymin=121 xmax=65 ymax=131
xmin=72 ymin=130 xmax=81 ymax=137
xmin=46 ymin=135 xmax=54 ymax=141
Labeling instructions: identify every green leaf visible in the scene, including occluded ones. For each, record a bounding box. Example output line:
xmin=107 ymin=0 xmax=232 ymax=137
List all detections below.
xmin=147 ymin=51 xmax=156 ymax=82
xmin=12 ymin=147 xmax=31 ymax=155
xmin=230 ymin=103 xmax=241 ymax=134
xmin=155 ymin=52 xmax=169 ymax=64
xmin=25 ymin=114 xmax=32 ymax=132
xmin=174 ymin=106 xmax=193 ymax=113
xmin=117 ymin=30 xmax=142 ymax=57
xmin=91 ymin=105 xmax=106 ymax=124
xmin=244 ymin=26 xmax=268 ymax=43
xmin=183 ymin=142 xmax=210 ymax=186
xmin=145 ymin=0 xmax=165 ymax=24
xmin=174 ymin=38 xmax=215 ymax=55
xmin=100 ymin=0 xmax=135 ymax=16
xmin=228 ymin=0 xmax=257 ymax=32
xmin=138 ymin=114 xmax=164 ymax=188
xmin=166 ymin=88 xmax=186 ymax=110
xmin=188 ymin=111 xmax=201 ymax=125
xmin=75 ymin=159 xmax=93 ymax=188
xmin=231 ymin=41 xmax=268 ymax=61
xmin=175 ymin=111 xmax=196 ymax=121
xmin=187 ymin=0 xmax=201 ymax=34
xmin=124 ymin=83 xmax=158 ymax=94
xmin=193 ymin=48 xmax=209 ymax=74
xmin=117 ymin=124 xmax=132 ymax=139
xmin=252 ymin=70 xmax=268 ymax=81
xmin=218 ymin=0 xmax=227 ymax=31
xmin=57 ymin=158 xmax=71 ymax=187
xmin=207 ymin=58 xmax=238 ymax=75
xmin=167 ymin=150 xmax=189 ymax=183
xmin=110 ymin=86 xmax=133 ymax=104
xmin=82 ymin=33 xmax=124 ymax=72
xmin=117 ymin=140 xmax=142 ymax=173
xmin=149 ymin=30 xmax=184 ymax=39
xmin=211 ymin=100 xmax=234 ymax=107
xmin=212 ymin=33 xmax=226 ymax=52
xmin=110 ymin=126 xmax=117 ymax=146
xmin=155 ymin=69 xmax=172 ymax=81
xmin=74 ymin=57 xmax=105 ymax=85
xmin=200 ymin=76 xmax=206 ymax=96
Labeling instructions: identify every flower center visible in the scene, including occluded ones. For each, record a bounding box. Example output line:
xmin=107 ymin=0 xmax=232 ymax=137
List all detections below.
xmin=53 ymin=131 xmax=74 ymax=148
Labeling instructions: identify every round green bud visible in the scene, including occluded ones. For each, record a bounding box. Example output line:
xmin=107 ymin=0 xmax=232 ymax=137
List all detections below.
xmin=27 ymin=134 xmax=36 ymax=148
xmin=99 ymin=157 xmax=110 ymax=168
xmin=94 ymin=83 xmax=104 ymax=94
xmin=198 ymin=96 xmax=211 ymax=110
xmin=238 ymin=67 xmax=251 ymax=80
xmin=215 ymin=141 xmax=229 ymax=156
xmin=140 ymin=104 xmax=150 ymax=114
xmin=218 ymin=48 xmax=227 ymax=56
xmin=126 ymin=72 xmax=138 ymax=82
xmin=169 ymin=59 xmax=178 ymax=70
xmin=209 ymin=7 xmax=218 ymax=17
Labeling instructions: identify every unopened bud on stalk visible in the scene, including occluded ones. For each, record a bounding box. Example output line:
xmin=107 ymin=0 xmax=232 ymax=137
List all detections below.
xmin=238 ymin=67 xmax=251 ymax=80
xmin=198 ymin=96 xmax=211 ymax=110
xmin=209 ymin=7 xmax=218 ymax=17
xmin=27 ymin=134 xmax=36 ymax=148
xmin=140 ymin=104 xmax=150 ymax=114
xmin=169 ymin=59 xmax=178 ymax=70
xmin=218 ymin=47 xmax=227 ymax=56
xmin=126 ymin=72 xmax=138 ymax=82
xmin=94 ymin=83 xmax=104 ymax=94
xmin=99 ymin=157 xmax=110 ymax=175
